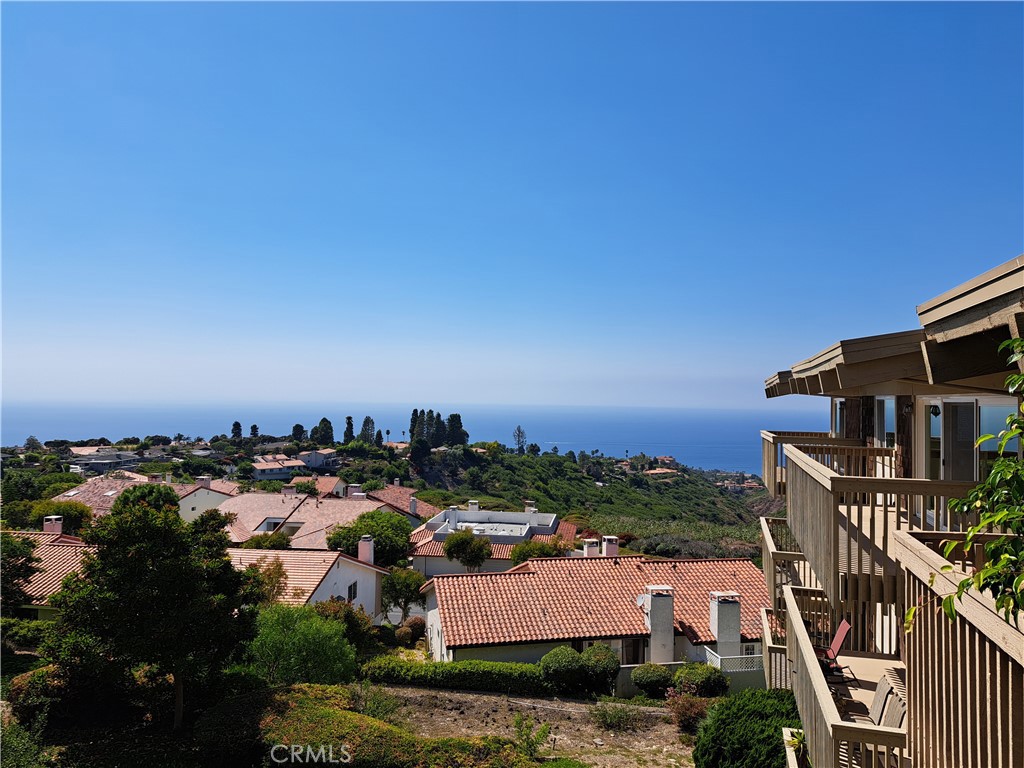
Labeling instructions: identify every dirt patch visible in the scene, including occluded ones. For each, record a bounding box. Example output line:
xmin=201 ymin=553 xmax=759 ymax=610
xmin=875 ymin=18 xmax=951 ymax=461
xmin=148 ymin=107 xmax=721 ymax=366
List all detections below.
xmin=384 ymin=686 xmax=692 ymax=768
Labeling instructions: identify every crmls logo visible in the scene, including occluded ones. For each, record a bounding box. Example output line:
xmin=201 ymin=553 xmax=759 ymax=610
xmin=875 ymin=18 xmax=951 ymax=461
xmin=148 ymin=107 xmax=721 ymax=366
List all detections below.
xmin=270 ymin=744 xmax=353 ymax=764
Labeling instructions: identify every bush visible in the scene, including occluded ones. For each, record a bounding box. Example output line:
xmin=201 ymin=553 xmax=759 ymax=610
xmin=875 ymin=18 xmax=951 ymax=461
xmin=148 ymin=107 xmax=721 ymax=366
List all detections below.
xmin=666 ymin=691 xmax=717 ymax=733
xmin=589 ymin=702 xmax=648 ymax=732
xmin=363 ymin=656 xmax=550 ymax=697
xmin=1 ymin=618 xmax=52 ymax=651
xmin=402 ymin=615 xmax=426 ymax=643
xmin=630 ymin=663 xmax=674 ymax=698
xmin=395 ymin=626 xmax=414 ymax=647
xmin=539 ymin=646 xmax=587 ymax=695
xmin=581 ymin=643 xmax=619 ymax=696
xmin=674 ymin=662 xmax=730 ymax=697
xmin=693 ymin=689 xmax=801 ymax=768
xmin=314 ymin=598 xmax=379 ymax=658
xmin=248 ymin=605 xmax=357 ymax=684
xmin=0 ymin=718 xmax=47 ymax=768
xmin=348 ymin=680 xmax=403 ymax=724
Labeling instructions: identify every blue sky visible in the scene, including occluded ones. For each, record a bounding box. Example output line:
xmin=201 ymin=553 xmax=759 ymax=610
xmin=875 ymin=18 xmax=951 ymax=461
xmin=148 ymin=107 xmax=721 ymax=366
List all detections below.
xmin=3 ymin=2 xmax=1021 ymax=411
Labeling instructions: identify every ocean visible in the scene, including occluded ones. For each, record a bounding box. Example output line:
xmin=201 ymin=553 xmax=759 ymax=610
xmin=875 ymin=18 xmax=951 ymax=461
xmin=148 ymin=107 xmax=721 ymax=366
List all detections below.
xmin=1 ymin=402 xmax=827 ymax=475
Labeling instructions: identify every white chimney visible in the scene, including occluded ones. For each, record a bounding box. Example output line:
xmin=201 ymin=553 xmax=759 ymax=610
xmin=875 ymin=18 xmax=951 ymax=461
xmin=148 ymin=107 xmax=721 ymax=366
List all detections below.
xmin=282 ymin=485 xmax=297 ymax=497
xmin=164 ymin=473 xmax=172 ymax=484
xmin=43 ymin=515 xmax=63 ymax=534
xmin=524 ymin=500 xmax=536 ymax=513
xmin=582 ymin=538 xmax=599 ymax=557
xmin=347 ymin=483 xmax=362 ymax=498
xmin=196 ymin=475 xmax=212 ymax=489
xmin=358 ymin=535 xmax=375 ymax=565
xmin=410 ymin=497 xmax=418 ymax=517
xmin=641 ymin=585 xmax=675 ymax=663
xmin=602 ymin=535 xmax=619 ymax=557
xmin=393 ymin=478 xmax=401 ymax=486
xmin=352 ymin=492 xmax=367 ymax=500
xmin=468 ymin=500 xmax=480 ymax=512
xmin=710 ymin=591 xmax=742 ymax=658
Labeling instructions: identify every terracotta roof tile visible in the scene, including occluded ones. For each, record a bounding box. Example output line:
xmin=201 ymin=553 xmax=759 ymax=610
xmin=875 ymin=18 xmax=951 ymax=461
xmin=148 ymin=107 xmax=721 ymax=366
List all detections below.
xmin=50 ymin=476 xmax=145 ymax=517
xmin=8 ymin=531 xmax=93 ymax=605
xmin=365 ymin=486 xmax=441 ymax=520
xmin=285 ymin=498 xmax=388 ymax=549
xmin=218 ymin=493 xmax=308 ymax=542
xmin=286 ymin=476 xmax=343 ymax=497
xmin=428 ymin=556 xmax=768 ymax=648
xmin=227 ymin=549 xmax=341 ymax=605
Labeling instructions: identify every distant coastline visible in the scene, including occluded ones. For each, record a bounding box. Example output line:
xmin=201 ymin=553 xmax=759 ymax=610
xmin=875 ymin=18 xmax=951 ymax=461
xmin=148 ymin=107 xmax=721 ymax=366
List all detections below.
xmin=1 ymin=402 xmax=826 ymax=475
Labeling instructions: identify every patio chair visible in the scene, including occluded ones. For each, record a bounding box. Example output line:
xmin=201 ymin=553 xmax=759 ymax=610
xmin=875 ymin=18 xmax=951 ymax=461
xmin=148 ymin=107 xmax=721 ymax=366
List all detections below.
xmin=814 ymin=619 xmax=859 ymax=686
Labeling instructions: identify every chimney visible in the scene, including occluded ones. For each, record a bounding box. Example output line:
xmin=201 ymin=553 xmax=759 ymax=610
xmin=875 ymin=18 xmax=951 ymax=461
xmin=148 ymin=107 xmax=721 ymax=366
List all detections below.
xmin=524 ymin=500 xmax=536 ymax=513
xmin=358 ymin=535 xmax=375 ymax=565
xmin=582 ymin=538 xmax=599 ymax=557
xmin=641 ymin=585 xmax=675 ymax=663
xmin=347 ymin=483 xmax=362 ymax=498
xmin=710 ymin=591 xmax=742 ymax=658
xmin=43 ymin=515 xmax=63 ymax=534
xmin=282 ymin=485 xmax=297 ymax=497
xmin=148 ymin=473 xmax=163 ymax=483
xmin=468 ymin=500 xmax=480 ymax=513
xmin=196 ymin=475 xmax=212 ymax=489
xmin=164 ymin=473 xmax=172 ymax=484
xmin=410 ymin=497 xmax=418 ymax=517
xmin=601 ymin=535 xmax=619 ymax=557
xmin=393 ymin=478 xmax=401 ymax=486
xmin=351 ymin=492 xmax=367 ymax=500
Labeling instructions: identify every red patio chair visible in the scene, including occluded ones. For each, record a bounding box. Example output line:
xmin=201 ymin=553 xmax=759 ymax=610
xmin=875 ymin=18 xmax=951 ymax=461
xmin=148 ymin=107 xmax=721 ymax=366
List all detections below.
xmin=814 ymin=619 xmax=859 ymax=685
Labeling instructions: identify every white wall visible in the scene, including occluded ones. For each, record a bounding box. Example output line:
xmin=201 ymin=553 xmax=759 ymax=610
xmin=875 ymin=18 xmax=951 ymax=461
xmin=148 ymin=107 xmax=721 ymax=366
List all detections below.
xmin=308 ymin=559 xmax=382 ymax=620
xmin=178 ymin=489 xmax=233 ymax=523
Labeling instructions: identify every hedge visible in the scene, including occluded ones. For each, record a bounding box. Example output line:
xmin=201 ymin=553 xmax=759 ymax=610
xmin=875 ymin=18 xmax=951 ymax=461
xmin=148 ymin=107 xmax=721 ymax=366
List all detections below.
xmin=673 ymin=663 xmax=729 ymax=698
xmin=1 ymin=618 xmax=52 ymax=651
xmin=693 ymin=688 xmax=801 ymax=768
xmin=362 ymin=656 xmax=551 ymax=697
xmin=630 ymin=663 xmax=674 ymax=698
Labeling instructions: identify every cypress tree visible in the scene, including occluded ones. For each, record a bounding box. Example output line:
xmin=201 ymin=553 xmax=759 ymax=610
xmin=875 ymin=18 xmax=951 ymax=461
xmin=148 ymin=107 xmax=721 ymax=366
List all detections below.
xmin=343 ymin=416 xmax=355 ymax=444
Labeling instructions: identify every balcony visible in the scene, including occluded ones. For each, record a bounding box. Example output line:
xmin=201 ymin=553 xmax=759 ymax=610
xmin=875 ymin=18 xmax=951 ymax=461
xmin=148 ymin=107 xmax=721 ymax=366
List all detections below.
xmin=762 ymin=607 xmax=788 ymax=690
xmin=783 ymin=585 xmax=907 ymax=768
xmin=761 ymin=517 xmax=821 ymax=616
xmin=893 ymin=530 xmax=1024 ymax=768
xmin=784 ymin=443 xmax=976 ymax=653
xmin=704 ymin=647 xmax=763 ymax=674
xmin=761 ymin=430 xmax=861 ymax=497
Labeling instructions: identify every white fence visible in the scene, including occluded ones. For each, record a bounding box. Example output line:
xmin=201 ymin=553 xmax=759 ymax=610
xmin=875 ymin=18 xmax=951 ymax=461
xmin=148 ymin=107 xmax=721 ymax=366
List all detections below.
xmin=704 ymin=648 xmax=764 ymax=673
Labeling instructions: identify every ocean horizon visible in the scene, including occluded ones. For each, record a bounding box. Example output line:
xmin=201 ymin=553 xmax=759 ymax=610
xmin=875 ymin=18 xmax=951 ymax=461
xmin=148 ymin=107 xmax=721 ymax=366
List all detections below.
xmin=1 ymin=402 xmax=827 ymax=476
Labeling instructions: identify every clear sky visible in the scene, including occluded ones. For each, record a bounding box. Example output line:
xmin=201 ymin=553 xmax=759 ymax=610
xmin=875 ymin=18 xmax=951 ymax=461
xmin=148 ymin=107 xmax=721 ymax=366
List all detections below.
xmin=2 ymin=2 xmax=1021 ymax=411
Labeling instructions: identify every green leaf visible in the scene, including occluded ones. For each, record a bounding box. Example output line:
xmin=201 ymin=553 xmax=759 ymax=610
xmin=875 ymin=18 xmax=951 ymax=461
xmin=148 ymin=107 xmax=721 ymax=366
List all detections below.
xmin=904 ymin=606 xmax=918 ymax=633
xmin=942 ymin=595 xmax=958 ymax=622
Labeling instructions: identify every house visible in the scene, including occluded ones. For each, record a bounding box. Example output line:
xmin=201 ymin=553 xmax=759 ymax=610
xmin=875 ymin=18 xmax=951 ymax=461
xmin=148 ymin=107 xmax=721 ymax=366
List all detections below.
xmin=285 ymin=475 xmax=345 ymax=498
xmin=251 ymin=459 xmax=306 ymax=481
xmin=760 ymin=256 xmax=1024 ymax=768
xmin=227 ymin=540 xmax=387 ymax=620
xmin=7 ymin=524 xmax=93 ymax=621
xmin=68 ymin=451 xmax=141 ymax=475
xmin=52 ymin=475 xmax=146 ymax=517
xmin=50 ymin=474 xmax=238 ymax=522
xmin=218 ymin=491 xmax=310 ymax=543
xmin=173 ymin=476 xmax=238 ymax=523
xmin=409 ymin=501 xmax=577 ymax=577
xmin=283 ymin=497 xmax=396 ymax=549
xmin=424 ymin=553 xmax=769 ymax=692
xmin=297 ymin=448 xmax=339 ymax=470
xmin=365 ymin=481 xmax=442 ymax=520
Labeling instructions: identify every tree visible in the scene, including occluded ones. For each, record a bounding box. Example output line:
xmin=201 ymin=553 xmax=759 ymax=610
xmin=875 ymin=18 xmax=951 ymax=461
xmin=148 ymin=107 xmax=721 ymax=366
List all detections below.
xmin=29 ymin=500 xmax=92 ymax=535
xmin=445 ymin=413 xmax=468 ymax=445
xmin=509 ymin=538 xmax=570 ymax=566
xmin=382 ymin=567 xmax=427 ymax=622
xmin=240 ymin=531 xmax=292 ymax=550
xmin=409 ymin=409 xmax=419 ymax=440
xmin=50 ymin=485 xmax=261 ymax=730
xmin=315 ymin=417 xmax=334 ymax=445
xmin=431 ymin=412 xmax=447 ymax=448
xmin=409 ymin=438 xmax=431 ymax=467
xmin=326 ymin=510 xmax=413 ymax=568
xmin=24 ymin=436 xmax=43 ymax=453
xmin=343 ymin=416 xmax=355 ymax=444
xmin=513 ymin=425 xmax=527 ymax=455
xmin=442 ymin=529 xmax=492 ymax=572
xmin=385 ymin=429 xmax=391 ymax=444
xmin=374 ymin=429 xmax=384 ymax=448
xmin=358 ymin=416 xmax=376 ymax=444
xmin=527 ymin=443 xmax=541 ymax=457
xmin=0 ymin=532 xmax=39 ymax=616
xmin=231 ymin=421 xmax=243 ymax=440
xmin=291 ymin=424 xmax=307 ymax=442
xmin=250 ymin=424 xmax=259 ymax=439
xmin=1 ymin=471 xmax=40 ymax=503
xmin=248 ymin=605 xmax=357 ymax=684
xmin=236 ymin=460 xmax=255 ymax=480
xmin=293 ymin=480 xmax=319 ymax=496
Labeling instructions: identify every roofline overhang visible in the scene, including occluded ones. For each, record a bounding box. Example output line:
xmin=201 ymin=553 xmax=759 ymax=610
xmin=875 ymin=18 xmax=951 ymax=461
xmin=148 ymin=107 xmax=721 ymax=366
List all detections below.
xmin=916 ymin=256 xmax=1024 ymax=341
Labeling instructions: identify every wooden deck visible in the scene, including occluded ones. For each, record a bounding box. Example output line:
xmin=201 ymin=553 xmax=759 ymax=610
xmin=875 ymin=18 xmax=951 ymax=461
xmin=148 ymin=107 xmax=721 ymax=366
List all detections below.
xmin=827 ymin=652 xmax=906 ymax=723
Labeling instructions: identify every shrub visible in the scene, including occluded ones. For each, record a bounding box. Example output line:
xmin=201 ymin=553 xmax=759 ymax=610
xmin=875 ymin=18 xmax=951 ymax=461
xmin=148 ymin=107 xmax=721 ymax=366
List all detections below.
xmin=630 ymin=663 xmax=674 ymax=698
xmin=363 ymin=656 xmax=550 ymax=697
xmin=0 ymin=718 xmax=47 ymax=768
xmin=248 ymin=605 xmax=357 ymax=684
xmin=539 ymin=646 xmax=587 ymax=695
xmin=674 ymin=662 xmax=730 ymax=697
xmin=666 ymin=691 xmax=717 ymax=733
xmin=402 ymin=615 xmax=426 ymax=643
xmin=314 ymin=598 xmax=379 ymax=658
xmin=589 ymin=702 xmax=648 ymax=732
xmin=374 ymin=623 xmax=399 ymax=648
xmin=693 ymin=688 xmax=801 ymax=768
xmin=395 ymin=626 xmax=414 ymax=647
xmin=512 ymin=713 xmax=550 ymax=759
xmin=581 ymin=643 xmax=619 ymax=696
xmin=348 ymin=680 xmax=403 ymax=724
xmin=1 ymin=618 xmax=52 ymax=651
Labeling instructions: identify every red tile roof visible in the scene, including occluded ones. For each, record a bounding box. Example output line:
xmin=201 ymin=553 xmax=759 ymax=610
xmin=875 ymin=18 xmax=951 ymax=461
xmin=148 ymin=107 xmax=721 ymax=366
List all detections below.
xmin=218 ymin=493 xmax=308 ymax=542
xmin=8 ymin=531 xmax=93 ymax=605
xmin=286 ymin=476 xmax=342 ymax=497
xmin=427 ymin=556 xmax=768 ymax=648
xmin=285 ymin=498 xmax=388 ymax=549
xmin=50 ymin=476 xmax=145 ymax=517
xmin=365 ymin=485 xmax=441 ymax=520
xmin=227 ymin=549 xmax=386 ymax=605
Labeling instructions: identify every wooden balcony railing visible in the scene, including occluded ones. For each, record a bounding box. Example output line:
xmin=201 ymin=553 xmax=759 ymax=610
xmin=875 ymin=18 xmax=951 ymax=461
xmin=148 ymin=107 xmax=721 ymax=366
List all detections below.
xmin=761 ymin=431 xmax=860 ymax=497
xmin=761 ymin=516 xmax=820 ymax=615
xmin=893 ymin=531 xmax=1024 ymax=768
xmin=784 ymin=443 xmax=976 ymax=653
xmin=784 ymin=586 xmax=907 ymax=768
xmin=762 ymin=607 xmax=789 ymax=690
xmin=794 ymin=444 xmax=898 ymax=479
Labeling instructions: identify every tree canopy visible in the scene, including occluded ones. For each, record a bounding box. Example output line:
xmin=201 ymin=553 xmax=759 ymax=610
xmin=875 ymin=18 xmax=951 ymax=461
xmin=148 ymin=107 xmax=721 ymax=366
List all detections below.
xmin=382 ymin=567 xmax=426 ymax=621
xmin=326 ymin=510 xmax=412 ymax=568
xmin=442 ymin=529 xmax=492 ymax=571
xmin=0 ymin=532 xmax=40 ymax=615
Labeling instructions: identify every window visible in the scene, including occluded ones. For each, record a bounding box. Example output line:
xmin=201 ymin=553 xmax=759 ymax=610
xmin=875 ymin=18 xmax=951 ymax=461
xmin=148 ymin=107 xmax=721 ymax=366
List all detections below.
xmin=744 ymin=644 xmax=756 ymax=656
xmin=346 ymin=581 xmax=358 ymax=602
xmin=191 ymin=506 xmax=197 ymax=512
